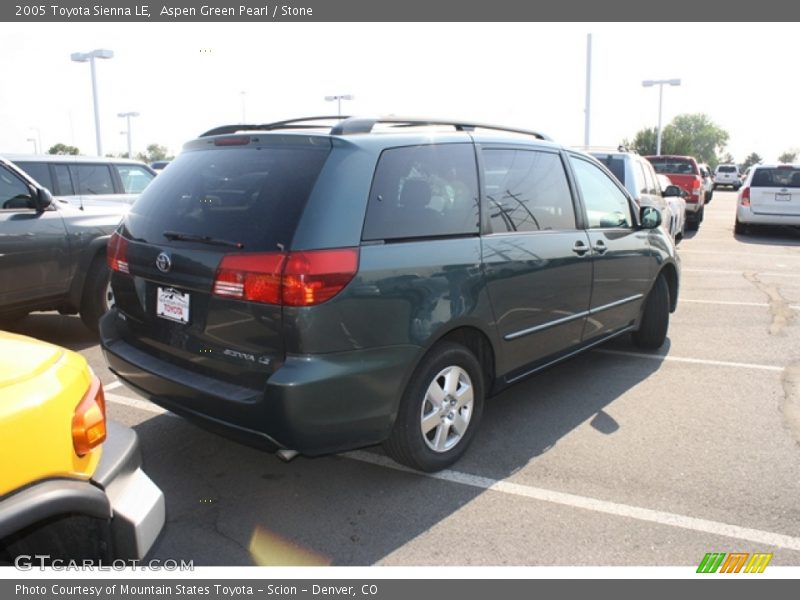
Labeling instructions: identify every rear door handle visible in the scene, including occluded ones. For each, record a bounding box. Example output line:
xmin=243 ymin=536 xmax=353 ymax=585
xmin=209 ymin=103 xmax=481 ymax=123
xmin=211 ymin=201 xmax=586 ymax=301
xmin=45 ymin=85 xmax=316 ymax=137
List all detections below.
xmin=593 ymin=240 xmax=608 ymax=254
xmin=572 ymin=241 xmax=589 ymax=256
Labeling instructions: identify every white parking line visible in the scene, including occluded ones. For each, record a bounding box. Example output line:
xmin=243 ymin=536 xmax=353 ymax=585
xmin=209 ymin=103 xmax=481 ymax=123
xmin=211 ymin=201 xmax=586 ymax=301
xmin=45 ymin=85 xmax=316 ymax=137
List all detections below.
xmin=680 ymin=250 xmax=800 ymax=259
xmin=683 ymin=268 xmax=800 ymax=278
xmin=681 ymin=298 xmax=800 ymax=311
xmin=104 ymin=382 xmax=800 ymax=551
xmin=106 ymin=392 xmax=178 ymax=417
xmin=344 ymin=451 xmax=800 ymax=552
xmin=593 ymin=349 xmax=784 ymax=372
xmin=104 ymin=380 xmax=123 ymax=391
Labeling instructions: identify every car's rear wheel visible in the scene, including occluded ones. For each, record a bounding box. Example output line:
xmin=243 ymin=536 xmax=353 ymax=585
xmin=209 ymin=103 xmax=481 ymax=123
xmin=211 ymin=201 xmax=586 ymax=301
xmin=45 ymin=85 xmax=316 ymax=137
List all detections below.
xmin=632 ymin=275 xmax=670 ymax=350
xmin=80 ymin=254 xmax=112 ymax=334
xmin=383 ymin=342 xmax=484 ymax=472
xmin=734 ymin=218 xmax=747 ymax=235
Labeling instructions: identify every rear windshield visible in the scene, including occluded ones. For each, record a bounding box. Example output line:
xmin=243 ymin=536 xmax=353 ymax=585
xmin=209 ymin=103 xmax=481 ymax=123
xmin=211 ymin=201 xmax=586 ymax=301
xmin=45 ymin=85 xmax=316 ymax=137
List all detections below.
xmin=126 ymin=144 xmax=330 ymax=251
xmin=751 ymin=167 xmax=800 ymax=188
xmin=717 ymin=165 xmax=737 ymax=173
xmin=648 ymin=158 xmax=697 ymax=175
xmin=590 ymin=155 xmax=626 ymax=185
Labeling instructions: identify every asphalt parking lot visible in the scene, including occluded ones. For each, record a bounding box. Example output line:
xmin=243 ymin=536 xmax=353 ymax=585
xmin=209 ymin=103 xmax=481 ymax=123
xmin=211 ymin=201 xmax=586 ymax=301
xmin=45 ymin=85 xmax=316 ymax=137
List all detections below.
xmin=8 ymin=190 xmax=800 ymax=567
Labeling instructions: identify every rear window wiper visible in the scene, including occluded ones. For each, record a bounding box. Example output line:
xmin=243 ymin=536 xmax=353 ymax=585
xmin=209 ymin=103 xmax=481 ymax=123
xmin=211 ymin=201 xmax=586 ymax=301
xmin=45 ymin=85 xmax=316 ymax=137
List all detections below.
xmin=163 ymin=230 xmax=244 ymax=249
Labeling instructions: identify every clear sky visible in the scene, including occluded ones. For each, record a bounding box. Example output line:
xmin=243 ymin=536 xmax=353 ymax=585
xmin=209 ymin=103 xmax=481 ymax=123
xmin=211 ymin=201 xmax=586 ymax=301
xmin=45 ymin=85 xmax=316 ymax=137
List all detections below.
xmin=0 ymin=22 xmax=795 ymax=163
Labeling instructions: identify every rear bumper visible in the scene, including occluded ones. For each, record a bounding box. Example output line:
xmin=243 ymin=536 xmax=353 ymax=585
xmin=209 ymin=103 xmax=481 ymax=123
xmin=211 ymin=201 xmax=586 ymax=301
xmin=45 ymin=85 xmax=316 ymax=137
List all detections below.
xmin=736 ymin=206 xmax=800 ymax=226
xmin=100 ymin=309 xmax=420 ymax=456
xmin=0 ymin=422 xmax=164 ymax=561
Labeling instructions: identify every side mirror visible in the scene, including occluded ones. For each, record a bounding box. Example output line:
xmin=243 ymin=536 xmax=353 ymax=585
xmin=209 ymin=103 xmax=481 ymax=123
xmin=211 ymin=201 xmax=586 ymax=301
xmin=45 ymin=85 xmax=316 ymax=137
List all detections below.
xmin=36 ymin=187 xmax=53 ymax=211
xmin=663 ymin=185 xmax=683 ymax=197
xmin=640 ymin=206 xmax=661 ymax=230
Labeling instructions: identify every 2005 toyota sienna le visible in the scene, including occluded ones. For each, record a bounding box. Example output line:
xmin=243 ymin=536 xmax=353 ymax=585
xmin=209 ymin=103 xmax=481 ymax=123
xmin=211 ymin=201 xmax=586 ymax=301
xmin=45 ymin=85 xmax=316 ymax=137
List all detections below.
xmin=100 ymin=116 xmax=680 ymax=472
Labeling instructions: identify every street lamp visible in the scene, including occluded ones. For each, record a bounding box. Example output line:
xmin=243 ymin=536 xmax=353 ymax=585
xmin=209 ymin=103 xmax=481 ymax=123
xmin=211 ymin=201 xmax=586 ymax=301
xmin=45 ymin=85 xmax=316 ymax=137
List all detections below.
xmin=324 ymin=94 xmax=354 ymax=116
xmin=26 ymin=138 xmax=38 ymax=154
xmin=118 ymin=111 xmax=140 ymax=158
xmin=71 ymin=48 xmax=114 ymax=156
xmin=642 ymin=78 xmax=681 ymax=156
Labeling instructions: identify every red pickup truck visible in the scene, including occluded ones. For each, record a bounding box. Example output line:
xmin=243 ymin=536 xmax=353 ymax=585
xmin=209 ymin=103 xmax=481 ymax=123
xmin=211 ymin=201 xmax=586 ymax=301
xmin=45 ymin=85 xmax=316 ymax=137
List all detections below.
xmin=646 ymin=155 xmax=705 ymax=230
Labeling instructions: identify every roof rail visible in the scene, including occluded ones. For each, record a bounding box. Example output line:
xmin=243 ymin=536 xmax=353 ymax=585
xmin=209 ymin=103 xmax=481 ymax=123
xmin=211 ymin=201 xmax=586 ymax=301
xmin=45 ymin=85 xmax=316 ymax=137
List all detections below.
xmin=330 ymin=117 xmax=551 ymax=140
xmin=200 ymin=116 xmax=551 ymax=141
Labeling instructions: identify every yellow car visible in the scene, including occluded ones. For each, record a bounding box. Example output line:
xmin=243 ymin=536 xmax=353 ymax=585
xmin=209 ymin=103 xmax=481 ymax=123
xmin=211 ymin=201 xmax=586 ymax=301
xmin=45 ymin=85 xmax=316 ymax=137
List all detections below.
xmin=0 ymin=331 xmax=164 ymax=563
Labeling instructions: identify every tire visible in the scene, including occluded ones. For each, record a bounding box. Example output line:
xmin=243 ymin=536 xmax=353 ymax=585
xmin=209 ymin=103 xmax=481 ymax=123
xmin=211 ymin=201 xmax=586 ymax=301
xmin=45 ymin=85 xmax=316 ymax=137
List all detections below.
xmin=80 ymin=255 xmax=113 ymax=333
xmin=383 ymin=342 xmax=485 ymax=472
xmin=734 ymin=218 xmax=747 ymax=235
xmin=686 ymin=214 xmax=699 ymax=231
xmin=706 ymin=189 xmax=713 ymax=202
xmin=632 ymin=275 xmax=670 ymax=350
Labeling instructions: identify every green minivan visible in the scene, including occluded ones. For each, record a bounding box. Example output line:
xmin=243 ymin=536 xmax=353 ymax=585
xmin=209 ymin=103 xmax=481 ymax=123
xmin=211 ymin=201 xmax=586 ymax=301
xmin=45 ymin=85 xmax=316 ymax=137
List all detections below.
xmin=101 ymin=117 xmax=679 ymax=472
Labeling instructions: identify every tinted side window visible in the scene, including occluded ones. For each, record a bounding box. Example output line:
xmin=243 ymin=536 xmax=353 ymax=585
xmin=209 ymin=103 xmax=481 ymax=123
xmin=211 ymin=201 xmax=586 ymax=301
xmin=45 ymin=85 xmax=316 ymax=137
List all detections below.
xmin=641 ymin=160 xmax=659 ymax=195
xmin=14 ymin=162 xmax=52 ymax=191
xmin=362 ymin=144 xmax=479 ymax=241
xmin=570 ymin=157 xmax=632 ymax=229
xmin=116 ymin=165 xmax=155 ymax=193
xmin=0 ymin=167 xmax=34 ymax=210
xmin=70 ymin=164 xmax=115 ymax=195
xmin=634 ymin=161 xmax=648 ymax=196
xmin=53 ymin=165 xmax=74 ymax=195
xmin=482 ymin=149 xmax=575 ymax=233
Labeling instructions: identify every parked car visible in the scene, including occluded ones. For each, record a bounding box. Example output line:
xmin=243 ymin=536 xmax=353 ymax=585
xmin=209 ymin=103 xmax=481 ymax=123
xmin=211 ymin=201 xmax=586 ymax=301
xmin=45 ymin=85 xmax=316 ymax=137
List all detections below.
xmin=150 ymin=160 xmax=171 ymax=172
xmin=0 ymin=156 xmax=124 ymax=332
xmin=101 ymin=116 xmax=680 ymax=472
xmin=6 ymin=154 xmax=156 ymax=209
xmin=646 ymin=155 xmax=706 ymax=230
xmin=735 ymin=164 xmax=800 ymax=234
xmin=656 ymin=174 xmax=687 ymax=241
xmin=588 ymin=147 xmax=677 ymax=240
xmin=0 ymin=331 xmax=164 ymax=564
xmin=713 ymin=164 xmax=741 ymax=190
xmin=698 ymin=163 xmax=714 ymax=203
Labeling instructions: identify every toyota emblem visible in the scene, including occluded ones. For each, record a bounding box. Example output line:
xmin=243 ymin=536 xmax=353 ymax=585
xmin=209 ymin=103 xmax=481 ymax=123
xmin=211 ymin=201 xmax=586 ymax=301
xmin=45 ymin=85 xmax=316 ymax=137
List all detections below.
xmin=155 ymin=252 xmax=172 ymax=273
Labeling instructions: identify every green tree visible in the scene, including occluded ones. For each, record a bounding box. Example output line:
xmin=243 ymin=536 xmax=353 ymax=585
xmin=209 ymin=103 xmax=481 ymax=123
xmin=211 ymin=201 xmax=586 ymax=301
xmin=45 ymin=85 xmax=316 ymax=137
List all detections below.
xmin=623 ymin=113 xmax=729 ymax=165
xmin=721 ymin=152 xmax=735 ymax=165
xmin=135 ymin=143 xmax=172 ymax=163
xmin=778 ymin=149 xmax=798 ymax=163
xmin=741 ymin=152 xmax=762 ymax=170
xmin=48 ymin=143 xmax=79 ymax=155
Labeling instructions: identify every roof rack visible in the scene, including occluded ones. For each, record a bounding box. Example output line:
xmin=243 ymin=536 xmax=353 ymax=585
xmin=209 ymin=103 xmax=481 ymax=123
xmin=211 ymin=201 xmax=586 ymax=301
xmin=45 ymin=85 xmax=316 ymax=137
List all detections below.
xmin=199 ymin=116 xmax=551 ymax=141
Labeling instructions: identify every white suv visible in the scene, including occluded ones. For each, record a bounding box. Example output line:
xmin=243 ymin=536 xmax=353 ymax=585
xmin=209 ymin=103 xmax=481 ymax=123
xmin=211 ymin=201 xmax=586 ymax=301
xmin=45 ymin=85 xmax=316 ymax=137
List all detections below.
xmin=714 ymin=164 xmax=741 ymax=190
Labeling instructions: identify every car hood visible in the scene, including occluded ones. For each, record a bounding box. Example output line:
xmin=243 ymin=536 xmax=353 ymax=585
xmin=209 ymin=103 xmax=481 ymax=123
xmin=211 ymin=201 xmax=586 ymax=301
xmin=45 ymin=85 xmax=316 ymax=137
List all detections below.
xmin=0 ymin=331 xmax=63 ymax=390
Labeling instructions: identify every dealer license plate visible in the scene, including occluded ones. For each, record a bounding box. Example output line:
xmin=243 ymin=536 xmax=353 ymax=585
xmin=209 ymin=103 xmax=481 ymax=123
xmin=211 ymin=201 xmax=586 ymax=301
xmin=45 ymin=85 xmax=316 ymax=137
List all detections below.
xmin=156 ymin=287 xmax=190 ymax=324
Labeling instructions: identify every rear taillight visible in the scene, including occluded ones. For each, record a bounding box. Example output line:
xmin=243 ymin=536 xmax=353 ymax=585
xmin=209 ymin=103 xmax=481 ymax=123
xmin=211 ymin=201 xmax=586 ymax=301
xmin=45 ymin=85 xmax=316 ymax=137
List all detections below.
xmin=740 ymin=187 xmax=751 ymax=206
xmin=213 ymin=253 xmax=286 ymax=304
xmin=72 ymin=376 xmax=107 ymax=457
xmin=692 ymin=178 xmax=701 ymax=189
xmin=107 ymin=232 xmax=129 ymax=274
xmin=212 ymin=248 xmax=359 ymax=307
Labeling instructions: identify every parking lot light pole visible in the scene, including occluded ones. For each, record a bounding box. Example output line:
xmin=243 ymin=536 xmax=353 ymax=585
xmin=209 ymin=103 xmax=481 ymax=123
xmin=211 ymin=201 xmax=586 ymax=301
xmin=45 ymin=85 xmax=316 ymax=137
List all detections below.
xmin=324 ymin=94 xmax=354 ymax=116
xmin=71 ymin=49 xmax=114 ymax=156
xmin=642 ymin=78 xmax=681 ymax=156
xmin=26 ymin=138 xmax=38 ymax=154
xmin=118 ymin=111 xmax=140 ymax=158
